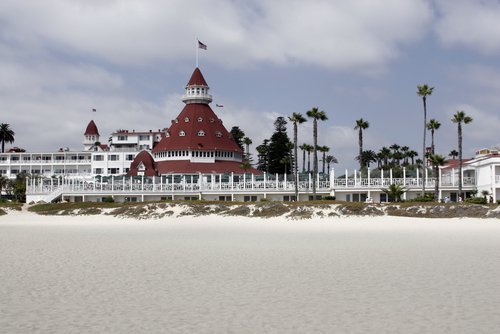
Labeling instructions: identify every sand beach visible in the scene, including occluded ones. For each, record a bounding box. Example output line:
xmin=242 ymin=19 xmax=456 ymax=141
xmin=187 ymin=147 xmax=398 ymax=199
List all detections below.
xmin=1 ymin=210 xmax=500 ymax=333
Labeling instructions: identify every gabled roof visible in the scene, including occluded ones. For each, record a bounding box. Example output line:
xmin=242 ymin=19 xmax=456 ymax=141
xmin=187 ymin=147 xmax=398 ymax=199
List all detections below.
xmin=152 ymin=103 xmax=242 ymax=153
xmin=127 ymin=150 xmax=157 ymax=176
xmin=84 ymin=120 xmax=99 ymax=136
xmin=187 ymin=67 xmax=208 ymax=87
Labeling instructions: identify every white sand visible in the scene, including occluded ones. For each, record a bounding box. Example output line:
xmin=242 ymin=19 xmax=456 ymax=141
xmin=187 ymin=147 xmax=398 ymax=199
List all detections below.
xmin=1 ymin=211 xmax=500 ymax=333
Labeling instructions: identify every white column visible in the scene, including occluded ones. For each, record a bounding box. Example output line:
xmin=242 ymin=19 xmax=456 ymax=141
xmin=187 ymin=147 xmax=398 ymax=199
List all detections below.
xmin=345 ymin=169 xmax=348 ymax=187
xmin=264 ymin=172 xmax=267 ymax=190
xmin=367 ymin=168 xmax=371 ymax=198
xmin=141 ymin=175 xmax=144 ymax=191
xmin=390 ymin=169 xmax=393 ymax=184
xmin=251 ymin=173 xmax=254 ymax=190
xmin=284 ymin=173 xmax=287 ymax=190
xmin=438 ymin=167 xmax=442 ymax=202
xmin=354 ymin=169 xmax=357 ymax=186
xmin=276 ymin=173 xmax=279 ymax=189
xmin=112 ymin=175 xmax=114 ymax=191
xmin=416 ymin=168 xmax=420 ymax=186
xmin=451 ymin=168 xmax=455 ymax=186
xmin=231 ymin=172 xmax=234 ymax=190
xmin=243 ymin=173 xmax=246 ymax=190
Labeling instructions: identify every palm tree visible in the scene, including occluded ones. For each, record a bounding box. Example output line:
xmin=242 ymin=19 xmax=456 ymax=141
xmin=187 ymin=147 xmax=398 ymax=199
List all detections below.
xmin=242 ymin=137 xmax=252 ymax=161
xmin=417 ymin=84 xmax=434 ymax=196
xmin=448 ymin=149 xmax=459 ymax=160
xmin=401 ymin=146 xmax=410 ymax=165
xmin=306 ymin=107 xmax=328 ymax=199
xmin=0 ymin=175 xmax=8 ymax=198
xmin=318 ymin=145 xmax=330 ymax=174
xmin=428 ymin=154 xmax=446 ymax=202
xmin=382 ymin=184 xmax=407 ymax=202
xmin=325 ymin=155 xmax=338 ymax=172
xmin=408 ymin=150 xmax=418 ymax=165
xmin=299 ymin=143 xmax=309 ymax=172
xmin=389 ymin=144 xmax=401 ymax=165
xmin=427 ymin=119 xmax=441 ymax=154
xmin=354 ymin=118 xmax=369 ymax=169
xmin=358 ymin=150 xmax=377 ymax=168
xmin=379 ymin=146 xmax=391 ymax=167
xmin=303 ymin=144 xmax=314 ymax=173
xmin=452 ymin=110 xmax=473 ymax=198
xmin=0 ymin=123 xmax=15 ymax=153
xmin=289 ymin=113 xmax=307 ymax=200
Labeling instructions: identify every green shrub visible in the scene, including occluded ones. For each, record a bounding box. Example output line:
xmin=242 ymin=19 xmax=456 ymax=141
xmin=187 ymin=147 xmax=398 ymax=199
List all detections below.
xmin=465 ymin=197 xmax=487 ymax=205
xmin=102 ymin=196 xmax=115 ymax=203
xmin=322 ymin=196 xmax=336 ymax=201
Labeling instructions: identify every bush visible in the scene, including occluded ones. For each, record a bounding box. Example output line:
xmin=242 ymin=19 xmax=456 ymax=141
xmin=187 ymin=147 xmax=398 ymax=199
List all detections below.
xmin=465 ymin=197 xmax=487 ymax=205
xmin=322 ymin=196 xmax=336 ymax=201
xmin=102 ymin=196 xmax=115 ymax=203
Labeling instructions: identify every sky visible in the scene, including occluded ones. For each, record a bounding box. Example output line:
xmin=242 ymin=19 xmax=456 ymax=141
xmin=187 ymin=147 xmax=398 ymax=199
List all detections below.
xmin=1 ymin=0 xmax=500 ymax=172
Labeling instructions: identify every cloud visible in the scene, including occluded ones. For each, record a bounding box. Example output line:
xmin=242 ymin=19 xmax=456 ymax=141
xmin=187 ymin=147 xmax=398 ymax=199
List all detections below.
xmin=435 ymin=0 xmax=500 ymax=54
xmin=0 ymin=0 xmax=433 ymax=70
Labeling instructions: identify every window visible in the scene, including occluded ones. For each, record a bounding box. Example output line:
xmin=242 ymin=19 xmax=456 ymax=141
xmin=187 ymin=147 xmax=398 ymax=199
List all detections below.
xmin=118 ymin=135 xmax=128 ymax=141
xmin=197 ymin=130 xmax=205 ymax=137
xmin=139 ymin=135 xmax=150 ymax=140
xmin=215 ymin=131 xmax=222 ymax=138
xmin=94 ymin=168 xmax=103 ymax=174
xmin=139 ymin=145 xmax=150 ymax=150
xmin=126 ymin=154 xmax=134 ymax=161
xmin=244 ymin=196 xmax=258 ymax=202
xmin=109 ymin=155 xmax=119 ymax=161
xmin=184 ymin=117 xmax=190 ymax=122
xmin=197 ymin=117 xmax=203 ymax=122
xmin=165 ymin=131 xmax=170 ymax=138
xmin=108 ymin=168 xmax=119 ymax=174
xmin=209 ymin=118 xmax=215 ymax=123
xmin=179 ymin=131 xmax=186 ymax=137
xmin=93 ymin=155 xmax=104 ymax=161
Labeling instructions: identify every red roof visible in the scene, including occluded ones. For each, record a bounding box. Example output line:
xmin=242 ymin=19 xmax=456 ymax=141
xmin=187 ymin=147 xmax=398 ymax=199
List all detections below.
xmin=84 ymin=120 xmax=99 ymax=136
xmin=156 ymin=160 xmax=261 ymax=175
xmin=127 ymin=151 xmax=157 ymax=176
xmin=187 ymin=67 xmax=208 ymax=86
xmin=152 ymin=103 xmax=242 ymax=153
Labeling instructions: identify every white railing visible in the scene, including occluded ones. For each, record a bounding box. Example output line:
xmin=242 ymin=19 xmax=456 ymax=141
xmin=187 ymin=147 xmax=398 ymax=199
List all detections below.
xmin=1 ymin=159 xmax=91 ymax=165
xmin=27 ymin=175 xmax=477 ymax=196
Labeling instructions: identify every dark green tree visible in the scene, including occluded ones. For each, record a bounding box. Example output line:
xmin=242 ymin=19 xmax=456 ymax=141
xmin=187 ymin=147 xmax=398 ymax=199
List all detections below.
xmin=267 ymin=117 xmax=293 ymax=174
xmin=256 ymin=139 xmax=270 ymax=172
xmin=230 ymin=126 xmax=245 ymax=151
xmin=417 ymin=84 xmax=434 ymax=197
xmin=452 ymin=110 xmax=473 ymax=198
xmin=0 ymin=123 xmax=15 ymax=153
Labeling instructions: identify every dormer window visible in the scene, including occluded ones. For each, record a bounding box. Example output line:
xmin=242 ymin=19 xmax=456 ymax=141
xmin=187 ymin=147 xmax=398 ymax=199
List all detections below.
xmin=197 ymin=130 xmax=205 ymax=137
xmin=179 ymin=131 xmax=186 ymax=137
xmin=215 ymin=131 xmax=222 ymax=138
xmin=197 ymin=117 xmax=203 ymax=122
xmin=209 ymin=118 xmax=215 ymax=123
xmin=175 ymin=118 xmax=179 ymax=123
xmin=184 ymin=117 xmax=190 ymax=122
xmin=165 ymin=131 xmax=170 ymax=138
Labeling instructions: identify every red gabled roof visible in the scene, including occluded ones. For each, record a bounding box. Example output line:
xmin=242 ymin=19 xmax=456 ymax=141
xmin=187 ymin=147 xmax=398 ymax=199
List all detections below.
xmin=152 ymin=103 xmax=242 ymax=153
xmin=127 ymin=151 xmax=158 ymax=176
xmin=156 ymin=160 xmax=261 ymax=175
xmin=84 ymin=120 xmax=99 ymax=136
xmin=187 ymin=67 xmax=208 ymax=86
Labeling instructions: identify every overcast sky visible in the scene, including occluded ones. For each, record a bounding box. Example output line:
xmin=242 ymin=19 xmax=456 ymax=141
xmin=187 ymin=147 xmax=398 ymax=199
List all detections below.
xmin=1 ymin=0 xmax=500 ymax=171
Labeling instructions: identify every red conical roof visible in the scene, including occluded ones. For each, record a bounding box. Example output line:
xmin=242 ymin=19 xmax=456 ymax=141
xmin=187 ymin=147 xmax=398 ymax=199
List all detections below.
xmin=153 ymin=103 xmax=242 ymax=153
xmin=187 ymin=67 xmax=208 ymax=87
xmin=84 ymin=120 xmax=99 ymax=136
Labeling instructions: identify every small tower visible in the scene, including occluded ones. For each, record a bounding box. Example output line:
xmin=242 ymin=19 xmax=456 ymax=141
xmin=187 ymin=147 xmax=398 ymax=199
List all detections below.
xmin=182 ymin=67 xmax=212 ymax=105
xmin=83 ymin=120 xmax=100 ymax=151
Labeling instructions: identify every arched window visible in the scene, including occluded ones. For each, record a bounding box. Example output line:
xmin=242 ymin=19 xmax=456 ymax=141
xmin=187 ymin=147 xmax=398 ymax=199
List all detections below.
xmin=197 ymin=117 xmax=203 ymax=122
xmin=197 ymin=130 xmax=205 ymax=137
xmin=179 ymin=131 xmax=186 ymax=137
xmin=215 ymin=131 xmax=222 ymax=138
xmin=184 ymin=117 xmax=190 ymax=122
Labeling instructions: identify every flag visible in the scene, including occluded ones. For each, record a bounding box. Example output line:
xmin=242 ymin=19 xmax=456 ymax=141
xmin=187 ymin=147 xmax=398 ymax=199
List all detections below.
xmin=92 ymin=108 xmax=96 ymax=112
xmin=198 ymin=40 xmax=207 ymax=50
xmin=216 ymin=104 xmax=224 ymax=108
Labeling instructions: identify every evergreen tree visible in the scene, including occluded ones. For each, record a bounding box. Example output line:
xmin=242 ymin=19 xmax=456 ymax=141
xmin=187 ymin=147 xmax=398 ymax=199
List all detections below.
xmin=267 ymin=117 xmax=293 ymax=174
xmin=256 ymin=139 xmax=270 ymax=172
xmin=229 ymin=126 xmax=245 ymax=151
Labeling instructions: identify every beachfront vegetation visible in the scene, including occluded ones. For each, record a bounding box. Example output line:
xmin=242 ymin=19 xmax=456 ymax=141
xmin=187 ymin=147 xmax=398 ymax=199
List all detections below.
xmin=354 ymin=118 xmax=369 ymax=169
xmin=289 ymin=112 xmax=307 ymax=200
xmin=256 ymin=116 xmax=293 ymax=174
xmin=417 ymin=84 xmax=434 ymax=197
xmin=307 ymin=107 xmax=328 ymax=199
xmin=452 ymin=110 xmax=473 ymax=198
xmin=429 ymin=153 xmax=446 ymax=202
xmin=382 ymin=184 xmax=407 ymax=202
xmin=0 ymin=123 xmax=15 ymax=153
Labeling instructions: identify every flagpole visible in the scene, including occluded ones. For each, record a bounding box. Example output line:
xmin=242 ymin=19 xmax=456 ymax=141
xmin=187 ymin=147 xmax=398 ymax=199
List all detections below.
xmin=196 ymin=38 xmax=199 ymax=68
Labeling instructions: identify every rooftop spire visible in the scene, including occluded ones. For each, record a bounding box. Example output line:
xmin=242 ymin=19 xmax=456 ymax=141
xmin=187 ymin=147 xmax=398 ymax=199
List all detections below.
xmin=182 ymin=67 xmax=212 ymax=105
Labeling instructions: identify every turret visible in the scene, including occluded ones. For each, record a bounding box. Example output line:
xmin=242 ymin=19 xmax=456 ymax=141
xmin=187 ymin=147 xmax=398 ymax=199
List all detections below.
xmin=83 ymin=120 xmax=100 ymax=151
xmin=181 ymin=67 xmax=212 ymax=104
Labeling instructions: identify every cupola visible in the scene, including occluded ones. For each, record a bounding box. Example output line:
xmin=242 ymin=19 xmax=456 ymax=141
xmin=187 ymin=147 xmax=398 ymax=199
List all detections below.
xmin=182 ymin=67 xmax=212 ymax=105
